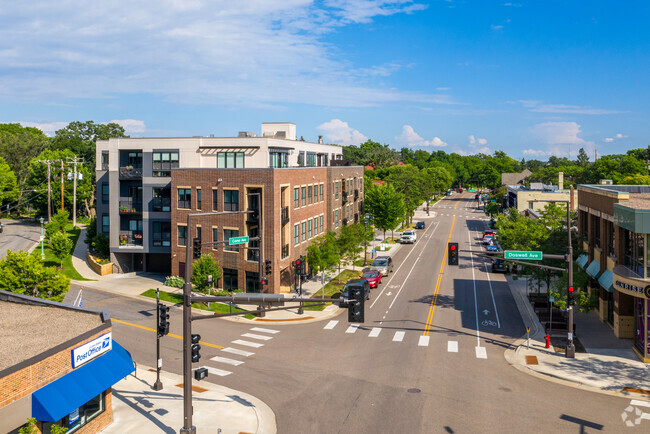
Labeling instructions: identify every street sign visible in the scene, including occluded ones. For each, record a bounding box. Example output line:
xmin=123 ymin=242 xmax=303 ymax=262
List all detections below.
xmin=229 ymin=236 xmax=249 ymax=245
xmin=504 ymin=250 xmax=543 ymax=260
xmin=549 ymin=296 xmax=555 ymax=303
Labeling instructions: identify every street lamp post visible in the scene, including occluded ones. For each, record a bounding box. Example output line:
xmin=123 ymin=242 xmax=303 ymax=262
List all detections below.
xmin=364 ymin=214 xmax=369 ymax=266
xmin=40 ymin=217 xmax=45 ymax=260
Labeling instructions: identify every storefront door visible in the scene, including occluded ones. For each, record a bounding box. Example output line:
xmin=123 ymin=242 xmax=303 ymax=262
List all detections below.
xmin=607 ymin=291 xmax=614 ymax=326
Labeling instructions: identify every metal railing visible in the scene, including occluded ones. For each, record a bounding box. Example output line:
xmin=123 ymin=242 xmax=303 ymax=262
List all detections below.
xmin=119 ymin=166 xmax=143 ymax=179
xmin=281 ymin=206 xmax=289 ymax=224
xmin=119 ymin=231 xmax=143 ymax=246
xmin=151 ymin=197 xmax=171 ymax=212
xmin=119 ymin=199 xmax=142 ymax=214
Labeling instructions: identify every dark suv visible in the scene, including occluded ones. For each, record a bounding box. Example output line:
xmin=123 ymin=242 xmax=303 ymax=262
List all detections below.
xmin=339 ymin=279 xmax=371 ymax=306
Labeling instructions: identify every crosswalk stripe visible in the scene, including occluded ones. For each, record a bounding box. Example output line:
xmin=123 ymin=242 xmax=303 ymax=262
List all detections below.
xmin=210 ymin=356 xmax=244 ymax=366
xmin=393 ymin=331 xmax=405 ymax=342
xmin=222 ymin=347 xmax=254 ymax=357
xmin=232 ymin=339 xmax=264 ymax=348
xmin=204 ymin=366 xmax=232 ymax=377
xmin=475 ymin=346 xmax=487 ymax=359
xmin=346 ymin=324 xmax=359 ymax=334
xmin=241 ymin=333 xmax=273 ymax=341
xmin=418 ymin=336 xmax=430 ymax=346
xmin=324 ymin=320 xmax=338 ymax=330
xmin=368 ymin=328 xmax=381 ymax=337
xmin=448 ymin=341 xmax=458 ymax=352
xmin=250 ymin=327 xmax=280 ymax=334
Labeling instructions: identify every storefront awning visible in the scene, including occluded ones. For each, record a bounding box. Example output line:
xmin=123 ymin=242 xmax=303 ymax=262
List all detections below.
xmin=597 ymin=269 xmax=614 ymax=293
xmin=586 ymin=260 xmax=601 ymax=279
xmin=576 ymin=253 xmax=588 ymax=269
xmin=32 ymin=341 xmax=134 ymax=422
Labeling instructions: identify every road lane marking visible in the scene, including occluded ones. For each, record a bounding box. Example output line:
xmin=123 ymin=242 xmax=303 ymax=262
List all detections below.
xmin=111 ymin=318 xmax=225 ymax=348
xmin=448 ymin=341 xmax=458 ymax=352
xmin=222 ymin=347 xmax=254 ymax=357
xmin=204 ymin=366 xmax=232 ymax=376
xmin=468 ymin=229 xmax=483 ymax=350
xmin=393 ymin=331 xmax=405 ymax=342
xmin=369 ymin=328 xmax=381 ymax=337
xmin=475 ymin=346 xmax=487 ymax=359
xmin=418 ymin=336 xmax=430 ymax=346
xmin=250 ymin=327 xmax=280 ymax=334
xmin=232 ymin=339 xmax=264 ymax=348
xmin=346 ymin=324 xmax=359 ymax=334
xmin=241 ymin=333 xmax=273 ymax=341
xmin=482 ymin=263 xmax=501 ymax=328
xmin=210 ymin=356 xmax=244 ymax=366
xmin=324 ymin=320 xmax=338 ymax=330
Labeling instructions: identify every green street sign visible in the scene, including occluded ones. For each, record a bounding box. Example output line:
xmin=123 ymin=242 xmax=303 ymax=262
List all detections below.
xmin=504 ymin=250 xmax=543 ymax=260
xmin=229 ymin=236 xmax=249 ymax=245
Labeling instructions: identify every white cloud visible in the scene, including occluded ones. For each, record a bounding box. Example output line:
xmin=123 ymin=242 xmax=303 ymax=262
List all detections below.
xmin=469 ymin=135 xmax=487 ymax=146
xmin=603 ymin=133 xmax=628 ymax=143
xmin=111 ymin=119 xmax=146 ymax=133
xmin=395 ymin=125 xmax=447 ymax=147
xmin=531 ymin=121 xmax=595 ymax=157
xmin=616 ymin=133 xmax=627 ymax=138
xmin=604 ymin=137 xmax=614 ymax=143
xmin=16 ymin=121 xmax=69 ymax=136
xmin=317 ymin=119 xmax=367 ymax=146
xmin=519 ymin=100 xmax=622 ymax=115
xmin=491 ymin=24 xmax=503 ymax=30
xmin=522 ymin=149 xmax=549 ymax=157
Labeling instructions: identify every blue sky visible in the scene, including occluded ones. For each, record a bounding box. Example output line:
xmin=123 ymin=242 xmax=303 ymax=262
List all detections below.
xmin=1 ymin=1 xmax=648 ymax=160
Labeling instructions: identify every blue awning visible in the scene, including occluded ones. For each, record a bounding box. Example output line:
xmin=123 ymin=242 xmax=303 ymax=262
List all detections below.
xmin=586 ymin=260 xmax=601 ymax=279
xmin=598 ymin=269 xmax=614 ymax=293
xmin=576 ymin=253 xmax=588 ymax=269
xmin=32 ymin=341 xmax=134 ymax=422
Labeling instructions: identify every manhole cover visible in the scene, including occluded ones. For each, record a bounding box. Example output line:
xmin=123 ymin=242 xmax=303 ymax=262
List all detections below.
xmin=407 ymin=388 xmax=421 ymax=393
xmin=525 ymin=355 xmax=538 ymax=365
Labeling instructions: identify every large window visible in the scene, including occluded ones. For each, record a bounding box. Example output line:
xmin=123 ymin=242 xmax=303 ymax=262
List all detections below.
xmin=212 ymin=189 xmax=218 ymax=211
xmin=313 ymin=217 xmax=319 ymax=235
xmin=307 ymin=152 xmax=316 ymax=167
xmin=152 ymin=187 xmax=171 ymax=212
xmin=224 ymin=190 xmax=239 ymax=211
xmin=294 ymin=224 xmax=300 ymax=245
xmin=178 ymin=225 xmax=187 ymax=246
xmin=270 ymin=152 xmax=288 ymax=168
xmin=319 ymin=184 xmax=324 ymax=202
xmin=152 ymin=151 xmax=179 ymax=177
xmin=592 ymin=215 xmax=601 ymax=249
xmin=196 ymin=188 xmax=202 ymax=210
xmin=301 ymin=222 xmax=306 ymax=241
xmin=294 ymin=187 xmax=300 ymax=209
xmin=298 ymin=151 xmax=305 ymax=167
xmin=308 ymin=220 xmax=312 ymax=239
xmin=178 ymin=188 xmax=191 ymax=209
xmin=217 ymin=152 xmax=244 ymax=168
xmin=152 ymin=221 xmax=171 ymax=247
xmin=224 ymin=229 xmax=239 ymax=252
xmin=101 ymin=183 xmax=109 ymax=204
xmin=102 ymin=215 xmax=109 ymax=234
xmin=308 ymin=186 xmax=313 ymax=204
xmin=101 ymin=151 xmax=109 ymax=171
xmin=223 ymin=268 xmax=238 ymax=291
xmin=301 ymin=187 xmax=306 ymax=206
xmin=624 ymin=229 xmax=644 ymax=276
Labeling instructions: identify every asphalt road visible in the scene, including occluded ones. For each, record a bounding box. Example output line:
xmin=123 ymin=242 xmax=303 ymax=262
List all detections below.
xmin=77 ymin=196 xmax=648 ymax=433
xmin=0 ymin=218 xmax=43 ymax=258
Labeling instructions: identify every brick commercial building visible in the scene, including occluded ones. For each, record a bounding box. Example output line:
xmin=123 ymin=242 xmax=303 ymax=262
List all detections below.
xmin=0 ymin=291 xmax=134 ymax=433
xmin=96 ymin=122 xmax=364 ymax=293
xmin=577 ymin=182 xmax=650 ymax=362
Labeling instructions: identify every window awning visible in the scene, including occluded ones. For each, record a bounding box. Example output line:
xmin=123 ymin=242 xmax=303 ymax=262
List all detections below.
xmin=586 ymin=260 xmax=601 ymax=279
xmin=32 ymin=341 xmax=134 ymax=422
xmin=576 ymin=253 xmax=588 ymax=269
xmin=598 ymin=269 xmax=614 ymax=293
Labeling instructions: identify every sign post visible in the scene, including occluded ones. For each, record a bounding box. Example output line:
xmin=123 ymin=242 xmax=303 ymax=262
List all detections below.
xmin=228 ymin=236 xmax=249 ymax=245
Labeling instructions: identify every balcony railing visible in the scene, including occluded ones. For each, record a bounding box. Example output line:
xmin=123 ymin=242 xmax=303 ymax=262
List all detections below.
xmin=281 ymin=244 xmax=289 ymax=259
xmin=151 ymin=197 xmax=171 ymax=212
xmin=281 ymin=206 xmax=289 ymax=225
xmin=119 ymin=166 xmax=143 ymax=179
xmin=119 ymin=231 xmax=143 ymax=246
xmin=342 ymin=191 xmax=348 ymax=203
xmin=119 ymin=199 xmax=142 ymax=214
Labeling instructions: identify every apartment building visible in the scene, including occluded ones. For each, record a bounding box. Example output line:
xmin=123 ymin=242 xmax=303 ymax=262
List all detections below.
xmin=577 ymin=182 xmax=650 ymax=362
xmin=95 ymin=123 xmax=364 ymax=293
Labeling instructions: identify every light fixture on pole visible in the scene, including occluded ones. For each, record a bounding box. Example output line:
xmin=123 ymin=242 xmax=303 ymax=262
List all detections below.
xmin=40 ymin=217 xmax=45 ymax=260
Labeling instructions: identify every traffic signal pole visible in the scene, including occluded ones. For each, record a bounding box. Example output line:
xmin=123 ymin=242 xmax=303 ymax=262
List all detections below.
xmin=153 ymin=288 xmax=163 ymax=391
xmin=182 ymin=213 xmax=195 ymax=434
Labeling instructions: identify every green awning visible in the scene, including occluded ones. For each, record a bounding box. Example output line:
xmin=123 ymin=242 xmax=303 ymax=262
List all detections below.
xmin=597 ymin=270 xmax=614 ymax=293
xmin=586 ymin=260 xmax=601 ymax=279
xmin=576 ymin=253 xmax=588 ymax=269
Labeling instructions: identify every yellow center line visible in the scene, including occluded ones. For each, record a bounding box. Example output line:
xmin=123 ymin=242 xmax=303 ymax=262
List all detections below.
xmin=111 ymin=318 xmax=225 ymax=349
xmin=423 ymin=197 xmax=461 ymax=336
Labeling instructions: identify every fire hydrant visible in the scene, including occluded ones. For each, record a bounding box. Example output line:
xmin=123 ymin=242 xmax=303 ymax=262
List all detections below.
xmin=545 ymin=334 xmax=551 ymax=349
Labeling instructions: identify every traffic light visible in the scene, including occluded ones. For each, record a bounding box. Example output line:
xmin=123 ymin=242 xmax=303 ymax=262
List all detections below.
xmin=300 ymin=255 xmax=307 ymax=276
xmin=191 ymin=334 xmax=201 ymax=363
xmin=347 ymin=286 xmax=365 ymax=323
xmin=448 ymin=242 xmax=459 ymax=265
xmin=157 ymin=303 xmax=170 ymax=337
xmin=568 ymin=286 xmax=575 ymax=306
xmin=265 ymin=259 xmax=272 ymax=275
xmin=193 ymin=238 xmax=201 ymax=259
xmin=261 ymin=277 xmax=269 ymax=285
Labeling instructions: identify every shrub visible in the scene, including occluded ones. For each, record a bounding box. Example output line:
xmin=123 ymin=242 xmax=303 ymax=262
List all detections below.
xmin=164 ymin=276 xmax=185 ymax=288
xmin=85 ymin=217 xmax=97 ymax=245
xmin=45 ymin=209 xmax=69 ymax=240
xmin=91 ymin=233 xmax=109 ymax=257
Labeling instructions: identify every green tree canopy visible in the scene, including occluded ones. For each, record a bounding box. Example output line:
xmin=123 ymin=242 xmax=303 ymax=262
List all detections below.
xmin=364 ymin=183 xmax=405 ymax=238
xmin=191 ymin=254 xmax=223 ymax=292
xmin=0 ymin=250 xmax=70 ymax=300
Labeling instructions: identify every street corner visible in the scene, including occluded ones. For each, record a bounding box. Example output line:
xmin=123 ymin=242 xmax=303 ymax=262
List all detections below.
xmin=251 ymin=303 xmax=344 ymax=325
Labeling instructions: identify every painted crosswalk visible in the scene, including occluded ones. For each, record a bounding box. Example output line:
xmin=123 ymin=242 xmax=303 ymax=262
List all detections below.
xmin=222 ymin=347 xmax=254 ymax=357
xmin=324 ymin=320 xmax=339 ymax=330
xmin=392 ymin=331 xmax=405 ymax=342
xmin=368 ymin=327 xmax=381 ymax=337
xmin=241 ymin=333 xmax=273 ymax=341
xmin=250 ymin=327 xmax=280 ymax=334
xmin=346 ymin=324 xmax=360 ymax=334
xmin=210 ymin=356 xmax=244 ymax=366
xmin=448 ymin=341 xmax=458 ymax=352
xmin=204 ymin=366 xmax=232 ymax=377
xmin=232 ymin=339 xmax=264 ymax=348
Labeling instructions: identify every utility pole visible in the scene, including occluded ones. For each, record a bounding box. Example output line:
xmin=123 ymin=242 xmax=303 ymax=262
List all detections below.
xmin=67 ymin=157 xmax=84 ymax=228
xmin=36 ymin=160 xmax=55 ymax=221
xmin=60 ymin=160 xmax=65 ymax=211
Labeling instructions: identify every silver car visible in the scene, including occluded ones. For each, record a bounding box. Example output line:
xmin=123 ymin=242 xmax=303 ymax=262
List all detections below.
xmin=370 ymin=256 xmax=393 ymax=275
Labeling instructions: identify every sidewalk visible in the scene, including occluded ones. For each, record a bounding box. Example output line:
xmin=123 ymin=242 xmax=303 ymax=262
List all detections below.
xmin=105 ymin=363 xmax=276 ymax=434
xmin=504 ymin=275 xmax=650 ymax=397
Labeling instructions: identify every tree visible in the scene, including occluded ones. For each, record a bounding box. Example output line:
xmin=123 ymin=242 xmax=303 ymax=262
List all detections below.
xmin=191 ymin=254 xmax=222 ymax=292
xmin=52 ymin=121 xmax=127 ymax=172
xmin=306 ymin=232 xmax=340 ymax=293
xmin=335 ymin=225 xmax=360 ymax=277
xmin=0 ymin=250 xmax=69 ymax=300
xmin=385 ymin=165 xmax=425 ymax=225
xmin=364 ymin=183 xmax=405 ymax=240
xmin=0 ymin=157 xmax=18 ymax=210
xmin=576 ymin=148 xmax=589 ymax=167
xmin=49 ymin=232 xmax=73 ymax=268
xmin=46 ymin=209 xmax=69 ymax=239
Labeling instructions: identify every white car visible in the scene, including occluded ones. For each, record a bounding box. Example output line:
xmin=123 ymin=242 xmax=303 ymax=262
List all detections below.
xmin=400 ymin=230 xmax=417 ymax=244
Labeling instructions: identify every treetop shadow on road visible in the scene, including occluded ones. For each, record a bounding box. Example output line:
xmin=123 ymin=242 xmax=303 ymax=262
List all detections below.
xmin=546 ymin=356 xmax=650 ymax=391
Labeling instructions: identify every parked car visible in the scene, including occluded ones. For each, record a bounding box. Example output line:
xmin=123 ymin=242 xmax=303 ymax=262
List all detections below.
xmin=446 ymin=190 xmax=453 ymax=196
xmin=486 ymin=243 xmax=500 ymax=252
xmin=340 ymin=279 xmax=371 ymax=305
xmin=482 ymin=229 xmax=495 ymax=238
xmin=492 ymin=258 xmax=510 ymax=273
xmin=400 ymin=230 xmax=417 ymax=244
xmin=482 ymin=234 xmax=494 ymax=245
xmin=415 ymin=221 xmax=425 ymax=229
xmin=370 ymin=256 xmax=394 ymax=275
xmin=360 ymin=270 xmax=382 ymax=288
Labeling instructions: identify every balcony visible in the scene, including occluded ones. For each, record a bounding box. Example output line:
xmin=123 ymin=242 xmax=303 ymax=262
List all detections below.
xmin=119 ymin=231 xmax=143 ymax=247
xmin=246 ymin=208 xmax=260 ymax=225
xmin=281 ymin=244 xmax=289 ymax=259
xmin=342 ymin=191 xmax=348 ymax=204
xmin=119 ymin=199 xmax=142 ymax=214
xmin=119 ymin=166 xmax=143 ymax=179
xmin=151 ymin=197 xmax=171 ymax=212
xmin=342 ymin=218 xmax=348 ymax=226
xmin=354 ymin=189 xmax=359 ymax=201
xmin=247 ymin=249 xmax=260 ymax=262
xmin=281 ymin=206 xmax=289 ymax=225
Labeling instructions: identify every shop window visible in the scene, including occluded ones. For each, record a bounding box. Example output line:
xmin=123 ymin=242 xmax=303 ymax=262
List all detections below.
xmin=246 ymin=271 xmax=260 ymax=293
xmin=41 ymin=392 xmax=105 ymax=434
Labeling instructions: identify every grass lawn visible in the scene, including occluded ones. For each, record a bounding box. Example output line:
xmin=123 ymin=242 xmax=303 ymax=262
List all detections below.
xmin=141 ymin=289 xmax=256 ymax=319
xmin=41 ymin=224 xmax=94 ymax=281
xmin=304 ymin=269 xmax=362 ymax=311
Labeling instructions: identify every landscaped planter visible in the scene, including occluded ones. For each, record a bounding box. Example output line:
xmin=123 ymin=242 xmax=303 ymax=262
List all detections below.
xmin=86 ymin=251 xmax=113 ymax=276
